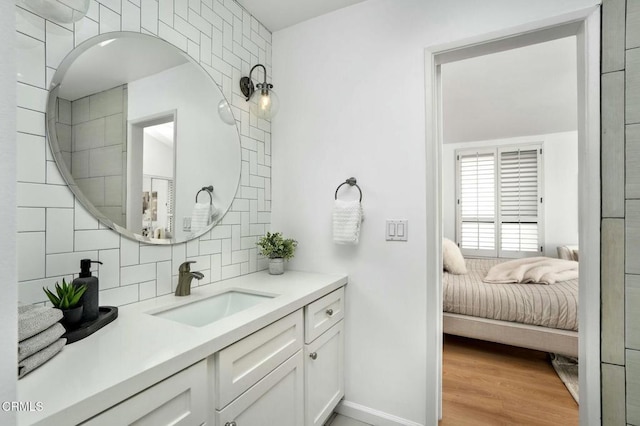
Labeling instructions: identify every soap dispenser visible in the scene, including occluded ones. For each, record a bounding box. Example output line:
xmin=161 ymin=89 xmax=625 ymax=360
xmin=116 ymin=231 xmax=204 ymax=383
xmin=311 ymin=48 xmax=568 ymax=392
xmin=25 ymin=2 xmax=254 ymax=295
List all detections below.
xmin=74 ymin=259 xmax=103 ymax=322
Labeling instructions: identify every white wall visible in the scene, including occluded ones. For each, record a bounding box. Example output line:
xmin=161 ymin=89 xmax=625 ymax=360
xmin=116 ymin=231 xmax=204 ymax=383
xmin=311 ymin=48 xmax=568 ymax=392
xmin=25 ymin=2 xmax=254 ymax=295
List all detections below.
xmin=271 ymin=0 xmax=595 ymax=424
xmin=0 ymin=0 xmax=17 ymax=420
xmin=442 ymin=132 xmax=579 ymax=258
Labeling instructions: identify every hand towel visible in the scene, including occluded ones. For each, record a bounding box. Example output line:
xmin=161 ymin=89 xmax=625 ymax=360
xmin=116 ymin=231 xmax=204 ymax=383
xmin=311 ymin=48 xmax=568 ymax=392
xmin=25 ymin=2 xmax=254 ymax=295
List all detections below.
xmin=18 ymin=323 xmax=66 ymax=362
xmin=190 ymin=202 xmax=212 ymax=232
xmin=332 ymin=199 xmax=363 ymax=244
xmin=18 ymin=305 xmax=63 ymax=342
xmin=18 ymin=338 xmax=66 ymax=379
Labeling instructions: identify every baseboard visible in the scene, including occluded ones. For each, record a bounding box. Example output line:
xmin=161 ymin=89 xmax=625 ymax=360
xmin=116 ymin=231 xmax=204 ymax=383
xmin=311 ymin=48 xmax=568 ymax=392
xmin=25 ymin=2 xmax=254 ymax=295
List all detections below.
xmin=335 ymin=400 xmax=423 ymax=426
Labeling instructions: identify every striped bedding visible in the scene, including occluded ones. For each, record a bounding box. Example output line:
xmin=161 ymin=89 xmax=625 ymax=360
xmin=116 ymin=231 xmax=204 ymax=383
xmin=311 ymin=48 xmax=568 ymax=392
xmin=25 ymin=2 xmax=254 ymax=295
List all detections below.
xmin=443 ymin=257 xmax=578 ymax=331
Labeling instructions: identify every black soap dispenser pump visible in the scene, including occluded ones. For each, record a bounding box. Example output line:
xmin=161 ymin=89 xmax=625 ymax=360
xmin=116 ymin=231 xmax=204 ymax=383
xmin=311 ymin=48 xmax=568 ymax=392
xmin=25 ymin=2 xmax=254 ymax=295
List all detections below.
xmin=75 ymin=259 xmax=102 ymax=322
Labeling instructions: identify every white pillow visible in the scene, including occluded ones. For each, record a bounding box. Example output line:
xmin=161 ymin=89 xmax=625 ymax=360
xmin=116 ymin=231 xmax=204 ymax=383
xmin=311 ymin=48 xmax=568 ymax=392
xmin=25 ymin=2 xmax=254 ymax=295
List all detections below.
xmin=443 ymin=238 xmax=467 ymax=274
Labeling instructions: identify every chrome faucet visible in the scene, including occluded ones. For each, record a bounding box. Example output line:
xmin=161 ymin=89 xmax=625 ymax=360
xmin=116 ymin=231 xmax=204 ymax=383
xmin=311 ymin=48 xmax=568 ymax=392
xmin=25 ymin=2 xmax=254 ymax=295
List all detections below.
xmin=175 ymin=261 xmax=204 ymax=296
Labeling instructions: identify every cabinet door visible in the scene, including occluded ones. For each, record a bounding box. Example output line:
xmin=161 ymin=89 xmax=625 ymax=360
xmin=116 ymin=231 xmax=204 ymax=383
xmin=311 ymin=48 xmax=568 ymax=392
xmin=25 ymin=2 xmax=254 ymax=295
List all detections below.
xmin=216 ymin=351 xmax=304 ymax=426
xmin=305 ymin=321 xmax=344 ymax=426
xmin=82 ymin=360 xmax=207 ymax=426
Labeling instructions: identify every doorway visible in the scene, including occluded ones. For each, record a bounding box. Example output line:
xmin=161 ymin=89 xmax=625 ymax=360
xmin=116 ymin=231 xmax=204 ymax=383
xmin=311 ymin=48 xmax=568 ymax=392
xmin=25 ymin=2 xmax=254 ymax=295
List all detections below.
xmin=424 ymin=7 xmax=601 ymax=426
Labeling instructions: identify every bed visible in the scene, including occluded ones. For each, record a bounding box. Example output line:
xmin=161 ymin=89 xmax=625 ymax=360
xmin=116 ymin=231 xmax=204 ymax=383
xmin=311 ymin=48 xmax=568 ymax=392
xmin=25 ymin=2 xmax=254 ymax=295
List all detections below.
xmin=443 ymin=256 xmax=579 ymax=357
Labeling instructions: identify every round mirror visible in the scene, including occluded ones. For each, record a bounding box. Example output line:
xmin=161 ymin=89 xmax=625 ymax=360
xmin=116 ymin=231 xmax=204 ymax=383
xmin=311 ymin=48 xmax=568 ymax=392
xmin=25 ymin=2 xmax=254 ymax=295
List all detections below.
xmin=47 ymin=32 xmax=241 ymax=244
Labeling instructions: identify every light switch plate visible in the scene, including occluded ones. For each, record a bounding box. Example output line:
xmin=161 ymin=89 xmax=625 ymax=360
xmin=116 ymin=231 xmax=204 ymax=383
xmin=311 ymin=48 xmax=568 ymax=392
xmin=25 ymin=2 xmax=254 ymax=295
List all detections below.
xmin=386 ymin=220 xmax=408 ymax=241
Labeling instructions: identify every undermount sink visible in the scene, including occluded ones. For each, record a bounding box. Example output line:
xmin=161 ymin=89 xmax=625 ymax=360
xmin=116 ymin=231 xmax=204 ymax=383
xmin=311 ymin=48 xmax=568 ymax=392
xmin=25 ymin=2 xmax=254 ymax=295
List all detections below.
xmin=151 ymin=290 xmax=274 ymax=327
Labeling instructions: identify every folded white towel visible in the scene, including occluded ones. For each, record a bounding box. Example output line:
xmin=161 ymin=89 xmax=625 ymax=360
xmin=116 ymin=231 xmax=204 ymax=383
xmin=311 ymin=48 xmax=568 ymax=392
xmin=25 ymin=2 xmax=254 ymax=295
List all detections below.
xmin=18 ymin=323 xmax=65 ymax=362
xmin=18 ymin=338 xmax=66 ymax=379
xmin=18 ymin=305 xmax=63 ymax=342
xmin=191 ymin=203 xmax=212 ymax=232
xmin=332 ymin=199 xmax=363 ymax=244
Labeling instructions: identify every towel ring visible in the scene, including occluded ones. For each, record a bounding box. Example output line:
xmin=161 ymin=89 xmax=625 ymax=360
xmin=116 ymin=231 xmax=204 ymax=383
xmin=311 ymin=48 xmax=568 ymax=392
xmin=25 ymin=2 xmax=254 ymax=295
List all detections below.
xmin=335 ymin=177 xmax=362 ymax=202
xmin=195 ymin=185 xmax=214 ymax=204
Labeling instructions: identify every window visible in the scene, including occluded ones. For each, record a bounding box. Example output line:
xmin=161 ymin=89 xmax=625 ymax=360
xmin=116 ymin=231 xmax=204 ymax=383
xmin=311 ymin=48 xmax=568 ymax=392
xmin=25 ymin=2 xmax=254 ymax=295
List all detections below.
xmin=456 ymin=144 xmax=543 ymax=258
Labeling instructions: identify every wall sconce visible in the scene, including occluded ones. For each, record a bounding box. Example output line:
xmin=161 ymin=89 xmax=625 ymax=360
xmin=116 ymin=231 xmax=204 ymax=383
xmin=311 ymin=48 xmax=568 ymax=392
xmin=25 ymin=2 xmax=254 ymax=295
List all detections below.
xmin=19 ymin=0 xmax=89 ymax=23
xmin=239 ymin=64 xmax=279 ymax=120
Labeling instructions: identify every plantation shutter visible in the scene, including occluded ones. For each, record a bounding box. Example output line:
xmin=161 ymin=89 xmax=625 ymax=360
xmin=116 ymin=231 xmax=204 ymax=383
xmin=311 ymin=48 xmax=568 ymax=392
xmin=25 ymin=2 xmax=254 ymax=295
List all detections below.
xmin=498 ymin=147 xmax=542 ymax=254
xmin=457 ymin=151 xmax=496 ymax=256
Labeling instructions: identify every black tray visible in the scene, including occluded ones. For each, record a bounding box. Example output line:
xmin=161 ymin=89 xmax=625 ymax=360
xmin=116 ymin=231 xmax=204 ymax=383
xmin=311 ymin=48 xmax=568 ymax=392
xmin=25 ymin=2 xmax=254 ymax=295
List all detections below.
xmin=62 ymin=306 xmax=118 ymax=344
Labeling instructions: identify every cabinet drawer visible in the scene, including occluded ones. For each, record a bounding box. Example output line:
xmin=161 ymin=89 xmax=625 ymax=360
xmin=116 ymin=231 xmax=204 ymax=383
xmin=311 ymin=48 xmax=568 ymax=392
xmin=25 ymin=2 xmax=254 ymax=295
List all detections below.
xmin=305 ymin=287 xmax=344 ymax=343
xmin=215 ymin=309 xmax=303 ymax=409
xmin=82 ymin=360 xmax=207 ymax=426
xmin=216 ymin=351 xmax=304 ymax=426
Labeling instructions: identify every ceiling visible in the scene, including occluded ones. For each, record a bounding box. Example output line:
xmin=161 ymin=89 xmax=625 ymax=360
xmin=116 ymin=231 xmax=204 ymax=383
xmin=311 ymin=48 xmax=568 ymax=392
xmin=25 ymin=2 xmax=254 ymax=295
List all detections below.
xmin=235 ymin=0 xmax=366 ymax=32
xmin=441 ymin=36 xmax=578 ymax=144
xmin=59 ymin=37 xmax=188 ymax=101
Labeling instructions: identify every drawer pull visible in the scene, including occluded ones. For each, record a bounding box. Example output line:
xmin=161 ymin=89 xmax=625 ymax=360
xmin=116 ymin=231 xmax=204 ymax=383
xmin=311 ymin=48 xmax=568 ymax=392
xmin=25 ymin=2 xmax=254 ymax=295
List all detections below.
xmin=309 ymin=352 xmax=318 ymax=360
xmin=225 ymin=422 xmax=237 ymax=426
xmin=326 ymin=308 xmax=334 ymax=316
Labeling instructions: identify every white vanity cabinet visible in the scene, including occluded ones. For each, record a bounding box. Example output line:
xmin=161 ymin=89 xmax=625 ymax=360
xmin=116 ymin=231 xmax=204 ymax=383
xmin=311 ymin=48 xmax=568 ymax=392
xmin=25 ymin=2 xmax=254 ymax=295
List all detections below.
xmin=81 ymin=360 xmax=207 ymax=426
xmin=304 ymin=288 xmax=345 ymax=426
xmin=213 ymin=310 xmax=305 ymax=426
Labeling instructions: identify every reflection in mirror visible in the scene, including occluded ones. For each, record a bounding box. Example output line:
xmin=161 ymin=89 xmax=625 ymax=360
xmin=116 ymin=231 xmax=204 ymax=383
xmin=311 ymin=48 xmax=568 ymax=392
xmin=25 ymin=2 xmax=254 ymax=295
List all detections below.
xmin=47 ymin=32 xmax=242 ymax=244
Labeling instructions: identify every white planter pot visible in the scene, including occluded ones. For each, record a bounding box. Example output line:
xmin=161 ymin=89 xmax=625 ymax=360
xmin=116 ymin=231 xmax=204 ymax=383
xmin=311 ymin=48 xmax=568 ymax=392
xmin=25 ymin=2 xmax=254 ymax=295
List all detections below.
xmin=268 ymin=258 xmax=284 ymax=275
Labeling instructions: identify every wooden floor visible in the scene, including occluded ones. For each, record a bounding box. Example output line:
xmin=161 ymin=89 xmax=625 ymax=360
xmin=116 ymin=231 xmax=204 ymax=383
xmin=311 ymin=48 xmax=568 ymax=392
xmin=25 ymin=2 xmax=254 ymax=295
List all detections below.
xmin=440 ymin=335 xmax=578 ymax=426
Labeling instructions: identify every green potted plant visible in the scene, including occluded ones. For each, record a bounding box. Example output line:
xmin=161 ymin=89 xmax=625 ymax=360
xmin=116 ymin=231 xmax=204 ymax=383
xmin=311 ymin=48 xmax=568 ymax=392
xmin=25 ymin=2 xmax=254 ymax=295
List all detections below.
xmin=43 ymin=278 xmax=87 ymax=326
xmin=256 ymin=232 xmax=298 ymax=275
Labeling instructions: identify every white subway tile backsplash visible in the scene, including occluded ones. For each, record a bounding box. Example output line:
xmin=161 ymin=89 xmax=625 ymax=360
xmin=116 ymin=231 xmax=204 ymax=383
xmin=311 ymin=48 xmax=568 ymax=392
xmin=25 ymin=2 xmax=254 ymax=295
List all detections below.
xmin=46 ymin=161 xmax=66 ymax=185
xmin=18 ymin=182 xmax=74 ymax=208
xmin=120 ymin=236 xmax=140 ymax=266
xmin=46 ymin=21 xmax=74 ymax=69
xmin=17 ymin=83 xmax=47 ymax=112
xmin=16 ymin=6 xmax=45 ymax=41
xmin=221 ymin=238 xmax=231 ymax=265
xmin=16 ymin=0 xmax=271 ymax=309
xmin=221 ymin=263 xmax=240 ymax=280
xmin=175 ymin=15 xmax=200 ymax=42
xmin=99 ymin=4 xmax=121 ymax=33
xmin=158 ymin=0 xmax=174 ymax=24
xmin=17 ymin=108 xmax=45 ymax=136
xmin=17 ymin=33 xmax=45 ymax=88
xmin=156 ymin=261 xmax=172 ymax=295
xmin=200 ymin=239 xmax=222 ymax=255
xmin=211 ymin=253 xmax=221 ymax=282
xmin=139 ymin=244 xmax=172 ymax=263
xmin=100 ymin=0 xmax=122 ymax=14
xmin=74 ymin=16 xmax=100 ymax=46
xmin=18 ymin=208 xmax=46 ymax=232
xmin=46 ymin=208 xmax=74 ymax=254
xmin=75 ymin=229 xmax=120 ymax=250
xmin=46 ymin=250 xmax=99 ymax=277
xmin=139 ymin=280 xmax=157 ymax=300
xmin=18 ymin=232 xmax=46 ymax=281
xmin=98 ymin=248 xmax=120 ymax=289
xmin=100 ymin=284 xmax=139 ymax=306
xmin=140 ymin=0 xmax=159 ymax=34
xmin=17 ymin=132 xmax=46 ymax=183
xmin=74 ymin=200 xmax=100 ymax=229
xmin=158 ymin=21 xmax=188 ymax=50
xmin=121 ymin=263 xmax=156 ymax=286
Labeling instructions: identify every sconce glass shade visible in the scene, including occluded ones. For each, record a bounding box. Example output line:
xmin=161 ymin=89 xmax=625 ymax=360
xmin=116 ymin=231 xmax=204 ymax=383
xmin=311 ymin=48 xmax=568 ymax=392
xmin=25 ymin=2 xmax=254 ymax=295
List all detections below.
xmin=250 ymin=85 xmax=279 ymax=120
xmin=19 ymin=0 xmax=90 ymax=23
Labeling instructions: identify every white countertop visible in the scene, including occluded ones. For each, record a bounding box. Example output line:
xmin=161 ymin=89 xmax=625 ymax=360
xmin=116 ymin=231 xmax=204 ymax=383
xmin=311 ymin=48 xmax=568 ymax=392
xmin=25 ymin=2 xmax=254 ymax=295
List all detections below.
xmin=17 ymin=270 xmax=347 ymax=425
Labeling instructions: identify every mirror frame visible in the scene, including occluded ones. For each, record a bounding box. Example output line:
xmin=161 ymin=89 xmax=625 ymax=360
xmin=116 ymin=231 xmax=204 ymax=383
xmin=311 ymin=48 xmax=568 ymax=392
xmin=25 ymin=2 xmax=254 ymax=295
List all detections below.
xmin=46 ymin=31 xmax=241 ymax=245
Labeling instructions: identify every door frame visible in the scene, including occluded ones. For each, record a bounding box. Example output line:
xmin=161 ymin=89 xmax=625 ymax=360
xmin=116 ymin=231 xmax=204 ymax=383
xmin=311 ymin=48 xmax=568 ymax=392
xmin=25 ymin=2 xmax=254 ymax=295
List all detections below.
xmin=424 ymin=5 xmax=601 ymax=425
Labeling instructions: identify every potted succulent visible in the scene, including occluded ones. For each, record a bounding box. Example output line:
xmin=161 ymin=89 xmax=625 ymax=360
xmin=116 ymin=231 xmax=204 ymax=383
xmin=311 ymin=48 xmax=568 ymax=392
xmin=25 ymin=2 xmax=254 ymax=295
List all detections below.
xmin=256 ymin=232 xmax=298 ymax=275
xmin=43 ymin=278 xmax=87 ymax=326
